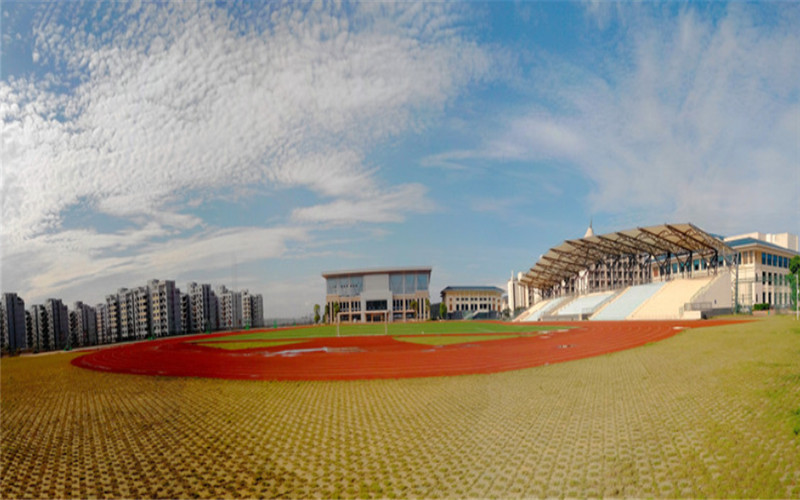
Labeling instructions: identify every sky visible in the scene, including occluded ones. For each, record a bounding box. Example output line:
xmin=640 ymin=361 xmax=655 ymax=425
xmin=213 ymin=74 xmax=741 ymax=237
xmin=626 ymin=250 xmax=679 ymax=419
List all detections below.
xmin=1 ymin=1 xmax=798 ymax=318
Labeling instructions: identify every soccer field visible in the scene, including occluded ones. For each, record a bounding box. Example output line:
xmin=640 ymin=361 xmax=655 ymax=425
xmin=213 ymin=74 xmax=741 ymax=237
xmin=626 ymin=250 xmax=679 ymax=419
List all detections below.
xmin=206 ymin=320 xmax=556 ymax=342
xmin=2 ymin=316 xmax=799 ymax=498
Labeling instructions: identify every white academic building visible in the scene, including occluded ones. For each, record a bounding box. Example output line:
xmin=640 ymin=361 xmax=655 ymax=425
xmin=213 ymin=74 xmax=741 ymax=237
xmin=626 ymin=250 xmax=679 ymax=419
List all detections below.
xmin=323 ymin=267 xmax=432 ymax=323
xmin=724 ymin=232 xmax=799 ymax=309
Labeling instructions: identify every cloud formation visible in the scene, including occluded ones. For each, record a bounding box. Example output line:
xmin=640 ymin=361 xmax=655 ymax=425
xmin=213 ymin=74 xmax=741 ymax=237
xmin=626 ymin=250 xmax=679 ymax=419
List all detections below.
xmin=1 ymin=1 xmax=490 ymax=304
xmin=430 ymin=4 xmax=800 ymax=233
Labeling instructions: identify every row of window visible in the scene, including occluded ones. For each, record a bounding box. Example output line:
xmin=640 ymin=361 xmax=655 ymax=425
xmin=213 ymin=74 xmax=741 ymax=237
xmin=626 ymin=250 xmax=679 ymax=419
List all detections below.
xmin=761 ymin=272 xmax=792 ymax=286
xmin=326 ymin=273 xmax=431 ymax=296
xmin=389 ymin=273 xmax=429 ymax=294
xmin=761 ymin=252 xmax=791 ymax=269
xmin=761 ymin=292 xmax=793 ymax=306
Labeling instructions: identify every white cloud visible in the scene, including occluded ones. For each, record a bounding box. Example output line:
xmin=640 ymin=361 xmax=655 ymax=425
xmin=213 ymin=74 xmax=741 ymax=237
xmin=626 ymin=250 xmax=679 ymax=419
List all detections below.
xmin=291 ymin=183 xmax=433 ymax=224
xmin=0 ymin=2 xmax=490 ymax=305
xmin=427 ymin=4 xmax=800 ymax=234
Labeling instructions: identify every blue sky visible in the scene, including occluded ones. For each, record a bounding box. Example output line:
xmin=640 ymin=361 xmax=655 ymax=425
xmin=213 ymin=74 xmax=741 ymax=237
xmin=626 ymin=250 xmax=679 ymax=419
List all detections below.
xmin=1 ymin=1 xmax=798 ymax=317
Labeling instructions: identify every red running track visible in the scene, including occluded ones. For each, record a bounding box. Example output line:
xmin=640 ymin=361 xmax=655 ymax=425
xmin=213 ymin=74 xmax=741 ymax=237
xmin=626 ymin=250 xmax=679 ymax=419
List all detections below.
xmin=71 ymin=320 xmax=744 ymax=381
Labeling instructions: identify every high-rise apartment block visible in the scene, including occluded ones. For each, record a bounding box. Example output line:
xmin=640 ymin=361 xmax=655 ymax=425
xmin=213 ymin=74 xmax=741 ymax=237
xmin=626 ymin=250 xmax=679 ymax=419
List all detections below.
xmin=4 ymin=278 xmax=264 ymax=352
xmin=1 ymin=292 xmax=27 ymax=352
xmin=148 ymin=279 xmax=181 ymax=337
xmin=44 ymin=298 xmax=69 ymax=350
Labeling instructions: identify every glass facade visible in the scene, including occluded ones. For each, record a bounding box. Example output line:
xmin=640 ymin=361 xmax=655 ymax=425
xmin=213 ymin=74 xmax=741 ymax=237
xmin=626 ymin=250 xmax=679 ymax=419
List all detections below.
xmin=326 ymin=276 xmax=364 ymax=297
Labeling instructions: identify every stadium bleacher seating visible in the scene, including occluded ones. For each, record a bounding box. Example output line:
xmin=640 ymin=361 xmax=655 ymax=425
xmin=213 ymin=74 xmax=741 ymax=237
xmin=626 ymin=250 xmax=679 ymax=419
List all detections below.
xmin=550 ymin=291 xmax=616 ymax=318
xmin=628 ymin=277 xmax=713 ymax=320
xmin=591 ymin=282 xmax=666 ymax=321
xmin=522 ymin=296 xmax=570 ymax=321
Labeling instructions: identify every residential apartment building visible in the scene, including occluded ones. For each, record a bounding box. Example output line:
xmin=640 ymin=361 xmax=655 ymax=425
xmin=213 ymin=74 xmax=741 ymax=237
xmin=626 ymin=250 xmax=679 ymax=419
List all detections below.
xmin=28 ymin=304 xmax=47 ymax=352
xmin=217 ymin=286 xmax=243 ymax=330
xmin=241 ymin=290 xmax=265 ymax=328
xmin=132 ymin=286 xmax=151 ymax=340
xmin=70 ymin=301 xmax=97 ymax=347
xmin=1 ymin=292 xmax=27 ymax=352
xmin=188 ymin=282 xmax=216 ymax=333
xmin=44 ymin=298 xmax=69 ymax=350
xmin=148 ymin=279 xmax=181 ymax=337
xmin=95 ymin=303 xmax=110 ymax=344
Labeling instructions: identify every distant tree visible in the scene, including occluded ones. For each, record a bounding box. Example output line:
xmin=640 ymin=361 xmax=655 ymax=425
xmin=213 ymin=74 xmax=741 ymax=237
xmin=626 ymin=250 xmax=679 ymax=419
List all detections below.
xmin=410 ymin=300 xmax=418 ymax=319
xmin=313 ymin=304 xmax=321 ymax=324
xmin=790 ymin=256 xmax=800 ymax=275
xmin=424 ymin=298 xmax=430 ymax=319
xmin=502 ymin=307 xmax=511 ymax=320
xmin=790 ymin=256 xmax=800 ymax=308
xmin=439 ymin=302 xmax=447 ymax=320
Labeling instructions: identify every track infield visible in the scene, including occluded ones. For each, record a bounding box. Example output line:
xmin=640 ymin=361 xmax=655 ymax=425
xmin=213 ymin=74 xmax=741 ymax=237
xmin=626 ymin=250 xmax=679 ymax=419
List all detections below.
xmin=71 ymin=320 xmax=745 ymax=380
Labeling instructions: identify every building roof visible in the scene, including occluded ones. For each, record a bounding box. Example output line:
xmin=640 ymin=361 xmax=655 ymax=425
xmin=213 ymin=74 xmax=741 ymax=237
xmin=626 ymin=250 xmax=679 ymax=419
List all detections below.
xmin=440 ymin=286 xmax=505 ymax=293
xmin=520 ymin=222 xmax=732 ymax=291
xmin=725 ymin=237 xmax=800 ymax=255
xmin=322 ymin=266 xmax=432 ymax=278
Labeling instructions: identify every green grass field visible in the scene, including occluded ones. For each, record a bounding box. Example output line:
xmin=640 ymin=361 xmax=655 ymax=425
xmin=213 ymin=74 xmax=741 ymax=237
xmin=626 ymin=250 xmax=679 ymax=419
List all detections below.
xmin=199 ymin=321 xmax=556 ymax=343
xmin=394 ymin=334 xmax=519 ymax=346
xmin=2 ymin=316 xmax=799 ymax=499
xmin=195 ymin=339 xmax=307 ymax=350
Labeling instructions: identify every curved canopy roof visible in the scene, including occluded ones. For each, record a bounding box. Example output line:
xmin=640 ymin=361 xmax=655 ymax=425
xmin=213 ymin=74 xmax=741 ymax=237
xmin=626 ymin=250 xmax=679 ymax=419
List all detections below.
xmin=520 ymin=223 xmax=732 ymax=290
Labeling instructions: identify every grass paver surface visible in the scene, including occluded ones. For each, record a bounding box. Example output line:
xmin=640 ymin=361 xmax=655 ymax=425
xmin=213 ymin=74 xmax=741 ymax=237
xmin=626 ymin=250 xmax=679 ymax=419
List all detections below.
xmin=2 ymin=316 xmax=799 ymax=498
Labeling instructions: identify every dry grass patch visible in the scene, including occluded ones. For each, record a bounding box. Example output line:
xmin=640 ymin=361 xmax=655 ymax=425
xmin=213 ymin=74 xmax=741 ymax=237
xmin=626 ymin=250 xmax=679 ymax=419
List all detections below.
xmin=2 ymin=316 xmax=799 ymax=498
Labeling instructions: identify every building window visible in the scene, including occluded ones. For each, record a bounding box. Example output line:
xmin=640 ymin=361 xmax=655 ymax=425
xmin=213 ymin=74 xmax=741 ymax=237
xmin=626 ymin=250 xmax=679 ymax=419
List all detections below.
xmin=366 ymin=300 xmax=387 ymax=311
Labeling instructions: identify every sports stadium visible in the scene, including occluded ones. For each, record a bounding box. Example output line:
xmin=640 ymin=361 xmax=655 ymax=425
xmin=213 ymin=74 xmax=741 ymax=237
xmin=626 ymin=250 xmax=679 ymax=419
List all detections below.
xmin=515 ymin=222 xmax=738 ymax=322
xmin=2 ymin=222 xmax=799 ymax=499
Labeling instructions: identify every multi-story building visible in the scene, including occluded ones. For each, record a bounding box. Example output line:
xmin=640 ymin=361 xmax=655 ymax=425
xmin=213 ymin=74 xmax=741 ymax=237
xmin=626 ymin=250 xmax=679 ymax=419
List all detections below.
xmin=217 ymin=286 xmax=243 ymax=330
xmin=188 ymin=282 xmax=215 ymax=333
xmin=323 ymin=267 xmax=432 ymax=323
xmin=116 ymin=288 xmax=136 ymax=341
xmin=148 ymin=279 xmax=181 ymax=337
xmin=507 ymin=271 xmax=534 ymax=314
xmin=180 ymin=292 xmax=192 ymax=334
xmin=252 ymin=293 xmax=264 ymax=327
xmin=441 ymin=286 xmax=505 ymax=319
xmin=44 ymin=298 xmax=69 ymax=350
xmin=70 ymin=301 xmax=97 ymax=347
xmin=29 ymin=304 xmax=47 ymax=352
xmin=95 ymin=303 xmax=110 ymax=344
xmin=725 ymin=232 xmax=799 ymax=310
xmin=1 ymin=292 xmax=27 ymax=352
xmin=106 ymin=293 xmax=122 ymax=342
xmin=241 ymin=290 xmax=264 ymax=328
xmin=132 ymin=286 xmax=151 ymax=340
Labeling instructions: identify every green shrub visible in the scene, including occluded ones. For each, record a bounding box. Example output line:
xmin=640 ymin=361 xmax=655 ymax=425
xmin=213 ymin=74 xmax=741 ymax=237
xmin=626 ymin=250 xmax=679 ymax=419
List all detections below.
xmin=753 ymin=303 xmax=771 ymax=311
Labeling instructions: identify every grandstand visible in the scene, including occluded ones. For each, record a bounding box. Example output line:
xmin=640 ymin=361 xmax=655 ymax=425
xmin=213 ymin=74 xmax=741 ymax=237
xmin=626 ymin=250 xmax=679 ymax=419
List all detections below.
xmin=543 ymin=291 xmax=616 ymax=320
xmin=591 ymin=283 xmax=666 ymax=320
xmin=515 ymin=223 xmax=736 ymax=321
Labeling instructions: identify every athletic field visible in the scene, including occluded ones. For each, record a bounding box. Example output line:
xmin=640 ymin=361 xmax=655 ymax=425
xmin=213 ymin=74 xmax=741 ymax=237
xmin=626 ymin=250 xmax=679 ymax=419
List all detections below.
xmin=2 ymin=316 xmax=799 ymax=498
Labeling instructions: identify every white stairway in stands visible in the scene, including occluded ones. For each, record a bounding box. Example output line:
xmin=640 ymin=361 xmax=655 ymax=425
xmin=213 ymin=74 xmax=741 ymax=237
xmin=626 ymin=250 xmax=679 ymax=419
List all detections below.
xmin=628 ymin=277 xmax=713 ymax=320
xmin=523 ymin=296 xmax=570 ymax=322
xmin=552 ymin=291 xmax=616 ymax=317
xmin=514 ymin=300 xmax=550 ymax=322
xmin=591 ymin=282 xmax=666 ymax=321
